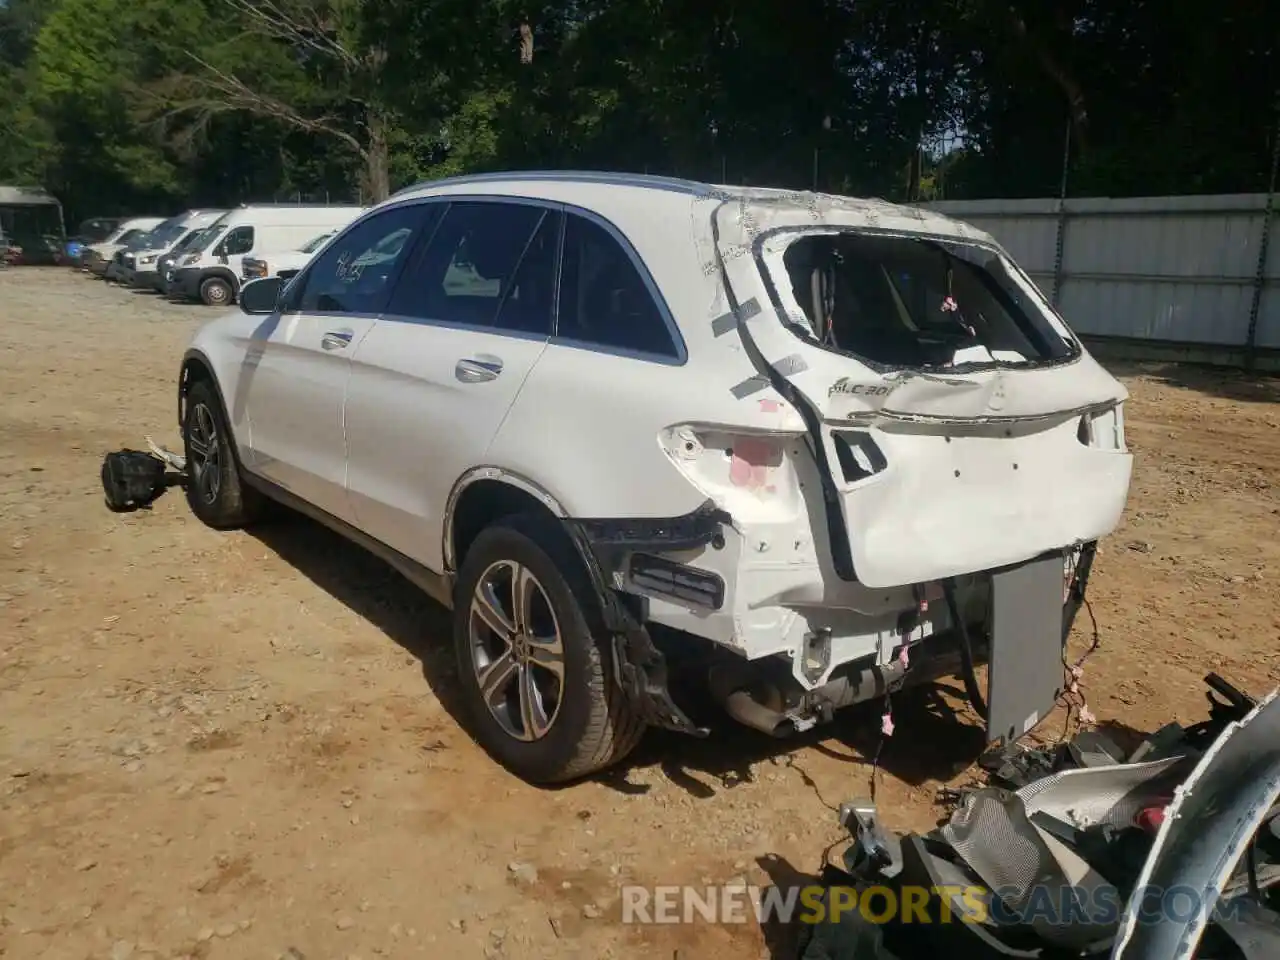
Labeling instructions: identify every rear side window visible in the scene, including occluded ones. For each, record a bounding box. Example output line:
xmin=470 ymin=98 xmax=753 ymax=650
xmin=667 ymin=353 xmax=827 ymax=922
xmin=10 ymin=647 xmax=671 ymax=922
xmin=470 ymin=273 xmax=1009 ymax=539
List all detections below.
xmin=556 ymin=214 xmax=676 ymax=358
xmin=219 ymin=226 xmax=255 ymax=256
xmin=287 ymin=205 xmax=434 ymax=314
xmin=389 ymin=201 xmax=556 ymax=336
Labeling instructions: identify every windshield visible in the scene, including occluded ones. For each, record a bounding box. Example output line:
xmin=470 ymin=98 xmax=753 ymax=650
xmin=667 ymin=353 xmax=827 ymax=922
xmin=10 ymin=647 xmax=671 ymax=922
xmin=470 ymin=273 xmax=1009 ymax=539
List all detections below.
xmin=77 ymin=218 xmax=120 ymax=242
xmin=142 ymin=222 xmax=188 ymax=248
xmin=300 ymin=232 xmax=335 ymax=254
xmin=125 ymin=230 xmax=162 ymax=251
xmin=188 ymin=224 xmax=226 ymax=253
xmin=171 ymin=230 xmax=202 ymax=252
xmin=113 ymin=228 xmax=145 ymax=246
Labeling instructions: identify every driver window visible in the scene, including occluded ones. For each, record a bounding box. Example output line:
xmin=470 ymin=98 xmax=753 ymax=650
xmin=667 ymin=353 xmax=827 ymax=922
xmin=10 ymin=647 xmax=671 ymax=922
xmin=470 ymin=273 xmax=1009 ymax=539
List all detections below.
xmin=288 ymin=206 xmax=435 ymax=314
xmin=219 ymin=226 xmax=255 ymax=256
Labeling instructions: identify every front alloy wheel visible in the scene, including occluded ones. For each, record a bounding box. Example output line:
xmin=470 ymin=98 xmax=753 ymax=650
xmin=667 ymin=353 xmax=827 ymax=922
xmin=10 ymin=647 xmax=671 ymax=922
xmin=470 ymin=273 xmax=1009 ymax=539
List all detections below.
xmin=468 ymin=560 xmax=565 ymax=741
xmin=186 ymin=401 xmax=222 ymax=506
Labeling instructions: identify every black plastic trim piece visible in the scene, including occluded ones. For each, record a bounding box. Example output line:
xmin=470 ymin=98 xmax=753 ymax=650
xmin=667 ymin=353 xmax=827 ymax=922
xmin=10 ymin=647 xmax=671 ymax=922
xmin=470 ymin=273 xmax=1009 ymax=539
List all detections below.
xmin=627 ymin=553 xmax=726 ymax=611
xmin=560 ymin=502 xmax=724 ymax=738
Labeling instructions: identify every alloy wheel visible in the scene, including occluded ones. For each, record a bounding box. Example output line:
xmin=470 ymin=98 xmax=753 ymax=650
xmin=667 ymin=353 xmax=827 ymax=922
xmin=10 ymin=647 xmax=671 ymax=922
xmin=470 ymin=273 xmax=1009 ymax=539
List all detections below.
xmin=187 ymin=402 xmax=221 ymax=505
xmin=468 ymin=560 xmax=566 ymax=741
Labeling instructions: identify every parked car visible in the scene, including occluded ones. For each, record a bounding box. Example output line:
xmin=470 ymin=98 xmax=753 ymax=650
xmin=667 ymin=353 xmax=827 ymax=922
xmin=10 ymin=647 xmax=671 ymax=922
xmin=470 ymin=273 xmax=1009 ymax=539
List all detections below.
xmin=175 ymin=171 xmax=1133 ymax=785
xmin=121 ymin=210 xmax=226 ymax=290
xmin=169 ymin=204 xmax=365 ymax=306
xmin=63 ymin=216 xmax=127 ymax=266
xmin=240 ymin=229 xmax=343 ymax=282
xmin=0 ymin=227 xmax=15 ymax=266
xmin=83 ymin=218 xmax=166 ymax=276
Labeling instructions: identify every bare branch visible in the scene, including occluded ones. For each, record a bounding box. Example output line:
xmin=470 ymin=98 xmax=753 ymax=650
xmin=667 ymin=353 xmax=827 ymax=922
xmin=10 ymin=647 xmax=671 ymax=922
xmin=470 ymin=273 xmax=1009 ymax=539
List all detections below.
xmin=156 ymin=53 xmax=367 ymax=158
xmin=219 ymin=0 xmax=360 ymax=69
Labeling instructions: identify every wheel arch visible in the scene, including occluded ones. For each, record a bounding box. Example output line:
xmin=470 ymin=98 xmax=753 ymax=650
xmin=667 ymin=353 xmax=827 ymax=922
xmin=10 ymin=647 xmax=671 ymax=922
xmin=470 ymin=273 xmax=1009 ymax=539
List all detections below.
xmin=444 ymin=468 xmax=570 ymax=574
xmin=178 ymin=349 xmax=218 ymax=431
xmin=177 ymin=348 xmax=243 ymax=462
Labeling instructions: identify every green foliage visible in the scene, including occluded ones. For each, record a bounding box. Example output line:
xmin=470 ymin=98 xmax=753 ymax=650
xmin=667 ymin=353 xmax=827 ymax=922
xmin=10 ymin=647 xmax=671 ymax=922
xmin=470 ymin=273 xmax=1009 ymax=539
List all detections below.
xmin=0 ymin=0 xmax=1275 ymax=223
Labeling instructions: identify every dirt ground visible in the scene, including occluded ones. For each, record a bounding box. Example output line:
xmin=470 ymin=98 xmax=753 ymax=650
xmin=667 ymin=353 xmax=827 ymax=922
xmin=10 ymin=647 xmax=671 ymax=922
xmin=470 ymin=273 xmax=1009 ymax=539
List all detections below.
xmin=1 ymin=268 xmax=1278 ymax=960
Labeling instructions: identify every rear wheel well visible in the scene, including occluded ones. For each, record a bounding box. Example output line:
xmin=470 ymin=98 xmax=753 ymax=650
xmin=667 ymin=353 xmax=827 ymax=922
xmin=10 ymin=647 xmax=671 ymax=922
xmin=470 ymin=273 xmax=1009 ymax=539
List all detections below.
xmin=450 ymin=479 xmax=563 ymax=571
xmin=179 ymin=356 xmax=215 ymax=428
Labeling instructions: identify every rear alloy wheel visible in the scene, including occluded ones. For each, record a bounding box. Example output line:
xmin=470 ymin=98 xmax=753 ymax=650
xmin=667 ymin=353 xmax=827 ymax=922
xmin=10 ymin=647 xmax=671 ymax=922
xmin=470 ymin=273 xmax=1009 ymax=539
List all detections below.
xmin=199 ymin=276 xmax=234 ymax=307
xmin=468 ymin=559 xmax=567 ymax=742
xmin=453 ymin=514 xmax=644 ymax=784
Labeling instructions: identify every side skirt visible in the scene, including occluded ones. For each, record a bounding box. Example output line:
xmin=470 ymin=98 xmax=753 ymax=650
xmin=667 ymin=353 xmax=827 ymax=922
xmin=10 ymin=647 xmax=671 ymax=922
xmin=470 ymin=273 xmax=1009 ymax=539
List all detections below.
xmin=241 ymin=472 xmax=454 ymax=609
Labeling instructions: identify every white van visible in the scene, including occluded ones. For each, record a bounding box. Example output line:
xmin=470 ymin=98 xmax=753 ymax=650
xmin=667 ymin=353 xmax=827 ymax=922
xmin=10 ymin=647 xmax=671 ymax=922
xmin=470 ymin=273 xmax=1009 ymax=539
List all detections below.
xmin=123 ymin=209 xmax=226 ymax=291
xmin=169 ymin=204 xmax=365 ymax=306
xmin=238 ymin=224 xmax=360 ymax=283
xmin=83 ymin=217 xmax=166 ymax=276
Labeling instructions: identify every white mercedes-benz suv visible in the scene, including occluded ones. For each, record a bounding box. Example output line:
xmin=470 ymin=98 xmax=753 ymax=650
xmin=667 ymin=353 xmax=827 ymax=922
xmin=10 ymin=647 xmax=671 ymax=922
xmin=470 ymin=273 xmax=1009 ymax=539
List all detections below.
xmin=177 ymin=171 xmax=1133 ymax=784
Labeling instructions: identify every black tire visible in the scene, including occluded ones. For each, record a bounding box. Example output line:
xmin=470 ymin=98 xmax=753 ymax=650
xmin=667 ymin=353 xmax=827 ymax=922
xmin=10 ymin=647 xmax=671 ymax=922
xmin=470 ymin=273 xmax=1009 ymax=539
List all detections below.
xmin=452 ymin=513 xmax=644 ymax=784
xmin=182 ymin=378 xmax=264 ymax=529
xmin=199 ymin=276 xmax=234 ymax=307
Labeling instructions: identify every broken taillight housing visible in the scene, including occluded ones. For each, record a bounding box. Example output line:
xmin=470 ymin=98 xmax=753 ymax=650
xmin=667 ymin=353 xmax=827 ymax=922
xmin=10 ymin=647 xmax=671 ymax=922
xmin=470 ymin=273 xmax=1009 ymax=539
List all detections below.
xmin=660 ymin=425 xmax=807 ymax=524
xmin=1077 ymin=404 xmax=1126 ymax=452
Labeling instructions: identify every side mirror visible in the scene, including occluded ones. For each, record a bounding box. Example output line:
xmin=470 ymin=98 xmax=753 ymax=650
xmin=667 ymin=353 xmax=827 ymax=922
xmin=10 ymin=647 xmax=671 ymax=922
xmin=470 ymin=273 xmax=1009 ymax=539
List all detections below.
xmin=240 ymin=276 xmax=284 ymax=315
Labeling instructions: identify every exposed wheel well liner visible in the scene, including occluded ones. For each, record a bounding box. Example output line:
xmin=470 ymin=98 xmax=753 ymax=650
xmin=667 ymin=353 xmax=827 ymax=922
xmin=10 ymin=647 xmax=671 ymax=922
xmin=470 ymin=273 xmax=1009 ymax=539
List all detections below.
xmin=449 ymin=479 xmax=560 ymax=573
xmin=178 ymin=352 xmax=216 ymax=431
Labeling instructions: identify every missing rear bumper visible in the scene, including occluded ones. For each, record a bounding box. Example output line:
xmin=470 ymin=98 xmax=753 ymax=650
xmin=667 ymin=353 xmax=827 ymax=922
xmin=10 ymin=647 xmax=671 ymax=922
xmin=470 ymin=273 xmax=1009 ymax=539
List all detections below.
xmin=561 ymin=501 xmax=732 ymax=738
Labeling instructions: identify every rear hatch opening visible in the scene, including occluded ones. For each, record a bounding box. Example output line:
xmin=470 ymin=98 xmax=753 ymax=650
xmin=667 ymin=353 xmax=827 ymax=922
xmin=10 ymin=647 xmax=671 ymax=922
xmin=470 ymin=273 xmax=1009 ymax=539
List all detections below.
xmin=764 ymin=230 xmax=1078 ymax=373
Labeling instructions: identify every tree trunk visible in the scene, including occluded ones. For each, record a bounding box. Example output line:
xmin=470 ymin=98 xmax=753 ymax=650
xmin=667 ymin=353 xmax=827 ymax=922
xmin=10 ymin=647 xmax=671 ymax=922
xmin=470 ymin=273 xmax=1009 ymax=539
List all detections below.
xmin=363 ymin=108 xmax=391 ymax=203
xmin=1008 ymin=7 xmax=1089 ymax=155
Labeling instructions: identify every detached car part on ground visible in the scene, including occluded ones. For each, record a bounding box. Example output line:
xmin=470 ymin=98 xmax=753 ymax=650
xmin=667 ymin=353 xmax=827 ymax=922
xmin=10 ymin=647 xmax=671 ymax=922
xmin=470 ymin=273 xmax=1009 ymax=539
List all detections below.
xmin=160 ymin=172 xmax=1131 ymax=785
xmin=801 ymin=675 xmax=1280 ymax=960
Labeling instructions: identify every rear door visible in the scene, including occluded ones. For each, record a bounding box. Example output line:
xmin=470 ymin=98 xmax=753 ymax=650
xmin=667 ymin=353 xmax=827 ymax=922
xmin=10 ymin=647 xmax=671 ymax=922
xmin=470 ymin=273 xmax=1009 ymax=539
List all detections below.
xmin=239 ymin=205 xmax=429 ymax=521
xmin=343 ymin=199 xmax=559 ymax=571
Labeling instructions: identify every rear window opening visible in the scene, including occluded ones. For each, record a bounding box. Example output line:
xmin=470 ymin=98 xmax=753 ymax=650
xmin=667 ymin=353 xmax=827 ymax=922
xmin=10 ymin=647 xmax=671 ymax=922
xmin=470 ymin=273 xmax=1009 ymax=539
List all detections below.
xmin=772 ymin=232 xmax=1076 ymax=369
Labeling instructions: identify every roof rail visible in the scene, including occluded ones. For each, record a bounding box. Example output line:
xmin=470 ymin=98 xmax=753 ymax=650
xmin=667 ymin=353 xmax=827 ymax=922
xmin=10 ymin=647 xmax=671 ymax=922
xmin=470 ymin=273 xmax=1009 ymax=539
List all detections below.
xmin=389 ymin=169 xmax=717 ymax=200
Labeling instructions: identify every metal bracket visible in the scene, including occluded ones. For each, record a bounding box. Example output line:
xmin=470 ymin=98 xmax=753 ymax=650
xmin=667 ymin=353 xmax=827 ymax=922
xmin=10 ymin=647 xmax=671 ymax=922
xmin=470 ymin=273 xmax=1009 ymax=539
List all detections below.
xmin=838 ymin=800 xmax=902 ymax=879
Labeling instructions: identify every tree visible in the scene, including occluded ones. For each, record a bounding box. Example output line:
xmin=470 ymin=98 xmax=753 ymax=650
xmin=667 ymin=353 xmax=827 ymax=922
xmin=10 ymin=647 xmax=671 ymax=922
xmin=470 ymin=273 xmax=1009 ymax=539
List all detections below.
xmin=152 ymin=0 xmax=398 ymax=201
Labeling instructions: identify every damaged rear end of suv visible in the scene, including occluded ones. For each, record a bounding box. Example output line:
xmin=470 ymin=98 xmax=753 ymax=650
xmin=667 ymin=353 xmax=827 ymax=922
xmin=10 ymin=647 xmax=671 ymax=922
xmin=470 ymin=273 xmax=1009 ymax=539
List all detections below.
xmin=639 ymin=186 xmax=1133 ymax=747
xmin=169 ymin=171 xmax=1133 ymax=785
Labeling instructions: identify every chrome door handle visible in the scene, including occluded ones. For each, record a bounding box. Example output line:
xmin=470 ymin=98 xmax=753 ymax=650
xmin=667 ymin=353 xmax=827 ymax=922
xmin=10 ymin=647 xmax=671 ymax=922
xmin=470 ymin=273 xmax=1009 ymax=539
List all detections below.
xmin=321 ymin=330 xmax=354 ymax=351
xmin=455 ymin=356 xmax=503 ymax=383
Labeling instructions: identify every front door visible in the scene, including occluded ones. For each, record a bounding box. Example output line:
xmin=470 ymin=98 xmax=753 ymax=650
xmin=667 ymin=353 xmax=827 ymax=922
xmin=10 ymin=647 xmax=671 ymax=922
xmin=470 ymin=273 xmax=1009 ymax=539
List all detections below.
xmin=344 ymin=199 xmax=560 ymax=571
xmin=238 ymin=205 xmax=429 ymax=522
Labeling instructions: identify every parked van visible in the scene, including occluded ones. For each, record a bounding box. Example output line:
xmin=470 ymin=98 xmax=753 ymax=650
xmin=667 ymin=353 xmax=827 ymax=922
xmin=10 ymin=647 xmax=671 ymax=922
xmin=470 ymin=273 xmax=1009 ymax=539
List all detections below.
xmin=83 ymin=217 xmax=166 ymax=276
xmin=169 ymin=204 xmax=364 ymax=305
xmin=239 ymin=226 xmax=352 ymax=282
xmin=0 ymin=186 xmax=65 ymax=264
xmin=122 ymin=209 xmax=226 ymax=290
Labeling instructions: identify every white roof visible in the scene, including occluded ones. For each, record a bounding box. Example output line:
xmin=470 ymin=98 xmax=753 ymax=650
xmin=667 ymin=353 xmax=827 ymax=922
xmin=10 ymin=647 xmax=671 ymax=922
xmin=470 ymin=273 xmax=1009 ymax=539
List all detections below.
xmin=389 ymin=171 xmax=994 ymax=245
xmin=0 ymin=186 xmax=59 ymax=206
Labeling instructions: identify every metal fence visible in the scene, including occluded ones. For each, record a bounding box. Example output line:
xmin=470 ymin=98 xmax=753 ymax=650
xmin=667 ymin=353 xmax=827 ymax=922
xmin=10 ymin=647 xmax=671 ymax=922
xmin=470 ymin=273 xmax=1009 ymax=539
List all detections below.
xmin=923 ymin=194 xmax=1280 ymax=370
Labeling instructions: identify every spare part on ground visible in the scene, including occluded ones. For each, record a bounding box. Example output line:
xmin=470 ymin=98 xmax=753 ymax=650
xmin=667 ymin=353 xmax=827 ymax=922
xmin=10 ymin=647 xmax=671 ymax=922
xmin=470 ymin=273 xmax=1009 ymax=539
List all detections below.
xmin=170 ymin=171 xmax=1132 ymax=784
xmin=800 ymin=675 xmax=1280 ymax=960
xmin=100 ymin=440 xmax=185 ymax=512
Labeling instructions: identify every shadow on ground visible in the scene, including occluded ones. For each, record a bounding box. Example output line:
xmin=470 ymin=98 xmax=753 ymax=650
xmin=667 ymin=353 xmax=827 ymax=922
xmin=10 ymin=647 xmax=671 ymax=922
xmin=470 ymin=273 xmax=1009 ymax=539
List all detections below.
xmin=1107 ymin=359 xmax=1280 ymax=404
xmin=248 ymin=510 xmax=990 ymax=799
xmin=755 ymin=852 xmax=824 ymax=959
